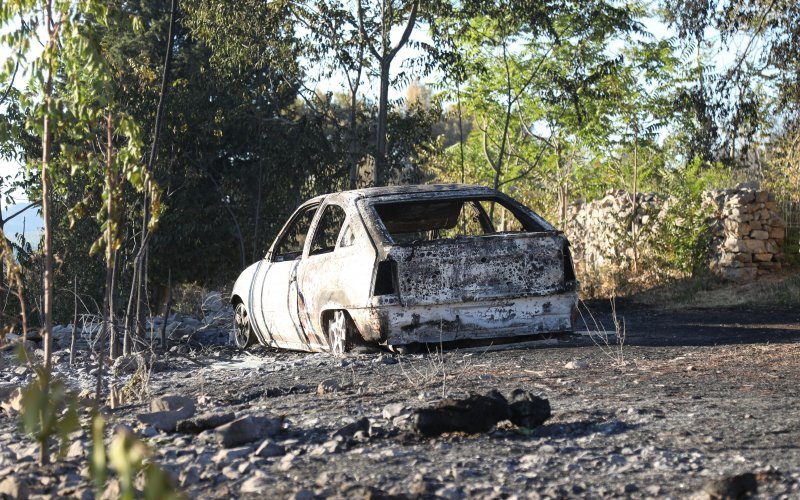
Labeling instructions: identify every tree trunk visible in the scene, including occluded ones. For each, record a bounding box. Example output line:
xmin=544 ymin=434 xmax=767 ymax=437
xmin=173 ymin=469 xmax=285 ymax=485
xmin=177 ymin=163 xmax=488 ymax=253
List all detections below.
xmin=159 ymin=269 xmax=171 ymax=349
xmin=348 ymin=89 xmax=360 ymax=189
xmin=105 ymin=112 xmax=117 ymax=360
xmin=70 ymin=275 xmax=77 ymax=366
xmin=374 ymin=59 xmax=390 ymax=187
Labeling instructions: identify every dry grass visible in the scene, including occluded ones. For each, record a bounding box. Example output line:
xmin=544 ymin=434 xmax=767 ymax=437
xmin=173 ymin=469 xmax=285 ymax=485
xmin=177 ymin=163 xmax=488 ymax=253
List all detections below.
xmin=630 ymin=269 xmax=800 ymax=310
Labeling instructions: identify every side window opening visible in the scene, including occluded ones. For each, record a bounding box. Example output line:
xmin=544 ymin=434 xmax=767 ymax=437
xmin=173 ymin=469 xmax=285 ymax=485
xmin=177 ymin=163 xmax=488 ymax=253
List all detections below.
xmin=273 ymin=206 xmax=318 ymax=261
xmin=339 ymin=223 xmax=356 ymax=248
xmin=309 ymin=204 xmax=347 ymax=255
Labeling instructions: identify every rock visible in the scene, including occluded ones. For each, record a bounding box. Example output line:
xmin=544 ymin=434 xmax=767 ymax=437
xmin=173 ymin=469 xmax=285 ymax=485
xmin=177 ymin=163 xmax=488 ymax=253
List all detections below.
xmin=202 ymin=291 xmax=226 ymax=314
xmin=564 ymin=360 xmax=587 ymax=369
xmin=150 ymin=395 xmax=195 ymax=414
xmin=331 ymin=417 xmax=369 ymax=439
xmin=508 ymin=390 xmax=551 ymax=428
xmin=310 ymin=440 xmax=342 ymax=457
xmin=317 ymin=378 xmax=340 ymax=395
xmin=254 ymin=439 xmax=285 ymax=458
xmin=412 ymin=390 xmax=510 ymax=437
xmin=66 ymin=440 xmax=86 ymax=459
xmin=137 ymin=395 xmax=196 ymax=432
xmin=752 ymin=253 xmax=773 ymax=262
xmin=382 ymin=403 xmax=406 ymax=419
xmin=703 ymin=472 xmax=757 ymax=499
xmin=277 ymin=452 xmax=299 ymax=471
xmin=215 ymin=415 xmax=283 ymax=448
xmin=291 ymin=489 xmax=314 ymax=500
xmin=0 ymin=476 xmax=28 ymax=499
xmin=212 ymin=446 xmax=253 ymax=465
xmin=176 ymin=411 xmax=236 ymax=434
xmin=240 ymin=473 xmax=270 ymax=494
xmin=0 ymin=387 xmax=22 ymax=415
xmin=749 ymin=229 xmax=769 ymax=240
xmin=742 ymin=239 xmax=765 ymax=253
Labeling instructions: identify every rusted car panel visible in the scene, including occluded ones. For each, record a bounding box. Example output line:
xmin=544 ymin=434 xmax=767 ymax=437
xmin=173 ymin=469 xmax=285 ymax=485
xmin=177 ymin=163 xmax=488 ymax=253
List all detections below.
xmin=230 ymin=184 xmax=579 ymax=353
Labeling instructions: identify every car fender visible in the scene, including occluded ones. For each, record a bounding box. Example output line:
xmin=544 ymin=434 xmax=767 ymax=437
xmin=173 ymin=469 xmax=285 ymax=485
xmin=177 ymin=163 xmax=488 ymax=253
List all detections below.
xmin=231 ymin=261 xmax=262 ymax=308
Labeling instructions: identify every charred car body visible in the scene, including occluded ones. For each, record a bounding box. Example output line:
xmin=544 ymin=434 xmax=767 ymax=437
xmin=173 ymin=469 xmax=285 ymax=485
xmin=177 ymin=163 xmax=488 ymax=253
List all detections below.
xmin=231 ymin=184 xmax=579 ymax=353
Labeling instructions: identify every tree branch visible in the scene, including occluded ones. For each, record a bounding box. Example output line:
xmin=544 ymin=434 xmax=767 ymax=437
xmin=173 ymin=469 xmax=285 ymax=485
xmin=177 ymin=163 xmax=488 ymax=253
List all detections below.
xmin=357 ymin=0 xmax=382 ymax=61
xmin=388 ymin=0 xmax=419 ymax=60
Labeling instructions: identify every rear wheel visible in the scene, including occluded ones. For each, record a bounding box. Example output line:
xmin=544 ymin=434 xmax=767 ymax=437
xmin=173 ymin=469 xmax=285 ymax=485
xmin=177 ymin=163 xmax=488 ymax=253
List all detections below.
xmin=233 ymin=302 xmax=255 ymax=349
xmin=327 ymin=310 xmax=350 ymax=356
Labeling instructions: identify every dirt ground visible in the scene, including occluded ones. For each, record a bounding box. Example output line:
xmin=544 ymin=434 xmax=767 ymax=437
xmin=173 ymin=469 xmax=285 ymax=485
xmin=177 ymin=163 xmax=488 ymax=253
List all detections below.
xmin=2 ymin=302 xmax=800 ymax=498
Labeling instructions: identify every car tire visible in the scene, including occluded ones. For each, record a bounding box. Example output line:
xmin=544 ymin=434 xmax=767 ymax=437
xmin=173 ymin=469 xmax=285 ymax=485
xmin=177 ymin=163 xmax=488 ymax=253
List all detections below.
xmin=327 ymin=310 xmax=351 ymax=356
xmin=233 ymin=302 xmax=255 ymax=349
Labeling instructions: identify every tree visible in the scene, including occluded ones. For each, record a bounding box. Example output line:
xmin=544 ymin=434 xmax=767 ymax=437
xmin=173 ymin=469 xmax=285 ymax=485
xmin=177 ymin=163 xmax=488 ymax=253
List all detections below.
xmin=435 ymin=0 xmax=641 ymax=222
xmin=1 ymin=0 xmax=158 ymax=463
xmin=356 ymin=0 xmax=427 ymax=186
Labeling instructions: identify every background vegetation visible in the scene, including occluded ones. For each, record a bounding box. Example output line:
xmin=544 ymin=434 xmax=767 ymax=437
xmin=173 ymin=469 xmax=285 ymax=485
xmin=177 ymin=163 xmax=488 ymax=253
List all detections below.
xmin=1 ymin=0 xmax=798 ymax=330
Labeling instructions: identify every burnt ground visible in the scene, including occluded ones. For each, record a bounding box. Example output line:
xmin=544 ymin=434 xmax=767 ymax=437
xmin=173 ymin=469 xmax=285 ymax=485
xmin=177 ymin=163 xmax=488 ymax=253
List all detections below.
xmin=2 ymin=303 xmax=800 ymax=499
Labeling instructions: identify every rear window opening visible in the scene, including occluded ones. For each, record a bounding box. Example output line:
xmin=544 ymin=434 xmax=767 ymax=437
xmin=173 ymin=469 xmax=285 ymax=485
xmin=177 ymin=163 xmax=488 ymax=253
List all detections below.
xmin=373 ymin=197 xmax=545 ymax=244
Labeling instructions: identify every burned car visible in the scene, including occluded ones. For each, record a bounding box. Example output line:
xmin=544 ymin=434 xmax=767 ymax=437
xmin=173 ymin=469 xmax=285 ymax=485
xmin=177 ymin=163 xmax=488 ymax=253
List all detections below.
xmin=231 ymin=184 xmax=578 ymax=353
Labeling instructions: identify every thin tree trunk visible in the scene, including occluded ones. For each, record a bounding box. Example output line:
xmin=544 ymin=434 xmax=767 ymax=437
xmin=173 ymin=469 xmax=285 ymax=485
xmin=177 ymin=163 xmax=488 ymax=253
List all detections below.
xmin=348 ymin=89 xmax=360 ymax=189
xmin=374 ymin=61 xmax=390 ymax=187
xmin=252 ymin=156 xmax=263 ymax=262
xmin=105 ymin=112 xmax=117 ymax=360
xmin=39 ymin=2 xmax=57 ymax=461
xmin=457 ymin=81 xmax=465 ymax=184
xmin=632 ymin=122 xmax=639 ymax=275
xmin=159 ymin=269 xmax=171 ymax=349
xmin=134 ymin=0 xmax=178 ymax=343
xmin=69 ymin=275 xmax=77 ymax=366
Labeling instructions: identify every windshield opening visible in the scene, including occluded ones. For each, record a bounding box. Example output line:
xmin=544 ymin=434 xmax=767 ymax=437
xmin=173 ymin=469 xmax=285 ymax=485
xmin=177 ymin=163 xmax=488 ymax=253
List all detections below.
xmin=373 ymin=197 xmax=543 ymax=243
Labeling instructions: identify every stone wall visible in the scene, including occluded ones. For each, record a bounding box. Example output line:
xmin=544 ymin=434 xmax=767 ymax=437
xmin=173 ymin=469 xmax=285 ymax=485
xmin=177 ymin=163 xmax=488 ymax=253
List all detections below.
xmin=565 ymin=190 xmax=671 ymax=285
xmin=565 ymin=184 xmax=787 ymax=289
xmin=703 ymin=187 xmax=786 ymax=281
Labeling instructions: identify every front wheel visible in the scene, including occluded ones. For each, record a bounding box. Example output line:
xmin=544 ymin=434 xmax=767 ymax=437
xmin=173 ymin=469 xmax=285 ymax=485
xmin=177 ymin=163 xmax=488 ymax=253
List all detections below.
xmin=327 ymin=310 xmax=351 ymax=356
xmin=233 ymin=302 xmax=255 ymax=349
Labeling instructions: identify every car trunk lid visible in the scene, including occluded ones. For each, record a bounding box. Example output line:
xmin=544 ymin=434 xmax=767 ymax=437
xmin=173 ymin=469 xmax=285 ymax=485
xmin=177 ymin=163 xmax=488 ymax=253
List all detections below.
xmin=386 ymin=233 xmax=566 ymax=306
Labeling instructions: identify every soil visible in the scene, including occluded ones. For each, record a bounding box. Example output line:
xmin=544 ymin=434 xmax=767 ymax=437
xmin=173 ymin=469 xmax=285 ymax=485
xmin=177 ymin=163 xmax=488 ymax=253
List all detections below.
xmin=1 ymin=302 xmax=800 ymax=498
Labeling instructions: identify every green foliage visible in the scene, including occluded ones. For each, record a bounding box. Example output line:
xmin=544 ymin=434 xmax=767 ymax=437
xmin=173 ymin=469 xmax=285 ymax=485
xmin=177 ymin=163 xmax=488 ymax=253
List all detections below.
xmin=19 ymin=369 xmax=79 ymax=460
xmin=90 ymin=413 xmax=182 ymax=499
xmin=652 ymin=159 xmax=720 ymax=278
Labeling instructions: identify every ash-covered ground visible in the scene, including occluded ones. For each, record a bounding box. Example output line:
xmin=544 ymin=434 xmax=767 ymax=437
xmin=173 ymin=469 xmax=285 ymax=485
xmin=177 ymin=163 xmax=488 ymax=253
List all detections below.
xmin=1 ymin=304 xmax=799 ymax=499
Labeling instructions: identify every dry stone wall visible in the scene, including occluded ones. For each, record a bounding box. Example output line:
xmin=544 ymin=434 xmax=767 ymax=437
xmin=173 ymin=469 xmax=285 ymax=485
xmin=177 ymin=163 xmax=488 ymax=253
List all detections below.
xmin=565 ymin=191 xmax=671 ymax=282
xmin=703 ymin=187 xmax=786 ymax=281
xmin=565 ymin=184 xmax=787 ymax=289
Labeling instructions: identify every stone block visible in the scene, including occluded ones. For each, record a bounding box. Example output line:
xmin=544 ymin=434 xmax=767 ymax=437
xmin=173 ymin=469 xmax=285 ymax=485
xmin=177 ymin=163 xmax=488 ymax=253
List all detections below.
xmin=770 ymin=227 xmax=785 ymax=240
xmin=722 ymin=237 xmax=747 ymax=253
xmin=765 ymin=241 xmax=779 ymax=254
xmin=720 ymin=267 xmax=757 ymax=281
xmin=749 ymin=230 xmax=769 ymax=240
xmin=753 ymin=253 xmax=773 ymax=262
xmin=742 ymin=239 xmax=765 ymax=253
xmin=756 ymin=191 xmax=768 ymax=202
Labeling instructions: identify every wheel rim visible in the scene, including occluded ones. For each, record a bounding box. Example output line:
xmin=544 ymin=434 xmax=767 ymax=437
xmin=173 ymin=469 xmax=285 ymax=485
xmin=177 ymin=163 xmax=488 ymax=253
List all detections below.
xmin=328 ymin=311 xmax=347 ymax=356
xmin=234 ymin=303 xmax=250 ymax=348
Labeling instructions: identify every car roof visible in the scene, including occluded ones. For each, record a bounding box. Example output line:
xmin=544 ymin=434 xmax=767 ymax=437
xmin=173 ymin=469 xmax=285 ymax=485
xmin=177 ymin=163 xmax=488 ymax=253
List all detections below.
xmin=316 ymin=184 xmax=500 ymax=205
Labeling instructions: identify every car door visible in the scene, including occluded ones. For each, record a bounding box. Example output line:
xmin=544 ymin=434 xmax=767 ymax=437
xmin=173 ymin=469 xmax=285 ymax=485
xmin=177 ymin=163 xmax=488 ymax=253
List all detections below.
xmin=255 ymin=203 xmax=319 ymax=346
xmin=295 ymin=202 xmax=351 ymax=346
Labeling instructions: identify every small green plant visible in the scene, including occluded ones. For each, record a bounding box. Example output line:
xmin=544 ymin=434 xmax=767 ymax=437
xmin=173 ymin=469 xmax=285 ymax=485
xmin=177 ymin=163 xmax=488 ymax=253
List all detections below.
xmin=91 ymin=413 xmax=182 ymax=500
xmin=19 ymin=368 xmax=80 ymax=463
